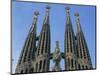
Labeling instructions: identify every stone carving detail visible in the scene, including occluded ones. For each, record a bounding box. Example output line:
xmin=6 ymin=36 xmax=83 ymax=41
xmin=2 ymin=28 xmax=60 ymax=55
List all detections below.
xmin=52 ymin=41 xmax=62 ymax=71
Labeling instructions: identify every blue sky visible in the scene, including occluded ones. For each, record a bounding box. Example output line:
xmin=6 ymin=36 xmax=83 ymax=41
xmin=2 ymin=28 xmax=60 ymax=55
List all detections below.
xmin=12 ymin=1 xmax=96 ymax=73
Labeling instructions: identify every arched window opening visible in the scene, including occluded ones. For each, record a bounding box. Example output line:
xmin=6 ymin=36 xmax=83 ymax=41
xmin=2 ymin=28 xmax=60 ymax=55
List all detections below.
xmin=43 ymin=60 xmax=46 ymax=71
xmin=36 ymin=63 xmax=38 ymax=72
xmin=78 ymin=64 xmax=80 ymax=70
xmin=29 ymin=68 xmax=34 ymax=73
xmin=75 ymin=61 xmax=77 ymax=69
xmin=86 ymin=65 xmax=88 ymax=70
xmin=25 ymin=69 xmax=28 ymax=74
xmin=71 ymin=59 xmax=73 ymax=68
xmin=39 ymin=60 xmax=42 ymax=71
xmin=68 ymin=58 xmax=70 ymax=67
xmin=20 ymin=70 xmax=23 ymax=74
xmin=82 ymin=65 xmax=84 ymax=70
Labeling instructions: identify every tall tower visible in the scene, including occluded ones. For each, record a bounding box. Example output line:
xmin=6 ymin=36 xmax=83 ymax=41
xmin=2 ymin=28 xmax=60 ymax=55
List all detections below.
xmin=75 ymin=12 xmax=92 ymax=70
xmin=64 ymin=7 xmax=77 ymax=71
xmin=35 ymin=6 xmax=51 ymax=72
xmin=15 ymin=11 xmax=39 ymax=74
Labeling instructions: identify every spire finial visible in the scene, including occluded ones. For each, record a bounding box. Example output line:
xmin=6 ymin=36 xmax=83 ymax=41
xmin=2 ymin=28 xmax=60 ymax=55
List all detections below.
xmin=30 ymin=10 xmax=39 ymax=33
xmin=45 ymin=5 xmax=50 ymax=13
xmin=46 ymin=5 xmax=50 ymax=10
xmin=74 ymin=12 xmax=80 ymax=21
xmin=33 ymin=10 xmax=39 ymax=19
xmin=65 ymin=6 xmax=70 ymax=13
xmin=65 ymin=6 xmax=70 ymax=16
xmin=34 ymin=10 xmax=39 ymax=16
xmin=74 ymin=12 xmax=79 ymax=17
xmin=43 ymin=5 xmax=50 ymax=24
xmin=65 ymin=6 xmax=70 ymax=10
xmin=74 ymin=12 xmax=81 ymax=32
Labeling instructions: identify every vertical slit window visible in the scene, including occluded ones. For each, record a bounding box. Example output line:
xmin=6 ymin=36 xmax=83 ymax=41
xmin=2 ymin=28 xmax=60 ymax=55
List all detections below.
xmin=71 ymin=59 xmax=73 ymax=68
xmin=78 ymin=64 xmax=80 ymax=70
xmin=36 ymin=63 xmax=38 ymax=72
xmin=83 ymin=49 xmax=86 ymax=59
xmin=45 ymin=30 xmax=48 ymax=53
xmin=86 ymin=65 xmax=88 ymax=69
xmin=76 ymin=41 xmax=79 ymax=57
xmin=75 ymin=60 xmax=77 ymax=69
xmin=79 ymin=38 xmax=82 ymax=58
xmin=25 ymin=69 xmax=28 ymax=74
xmin=20 ymin=70 xmax=23 ymax=74
xmin=82 ymin=65 xmax=84 ymax=70
xmin=37 ymin=35 xmax=41 ymax=56
xmin=70 ymin=31 xmax=72 ymax=52
xmin=43 ymin=60 xmax=46 ymax=71
xmin=30 ymin=68 xmax=34 ymax=73
xmin=67 ymin=29 xmax=69 ymax=52
xmin=68 ymin=58 xmax=70 ymax=68
xmin=39 ymin=60 xmax=42 ymax=71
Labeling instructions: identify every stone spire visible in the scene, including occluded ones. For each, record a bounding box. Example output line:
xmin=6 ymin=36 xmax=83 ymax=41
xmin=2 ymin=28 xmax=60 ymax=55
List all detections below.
xmin=29 ymin=11 xmax=39 ymax=33
xmin=74 ymin=12 xmax=82 ymax=33
xmin=75 ymin=12 xmax=93 ymax=70
xmin=35 ymin=5 xmax=51 ymax=72
xmin=64 ymin=6 xmax=77 ymax=70
xmin=15 ymin=11 xmax=39 ymax=74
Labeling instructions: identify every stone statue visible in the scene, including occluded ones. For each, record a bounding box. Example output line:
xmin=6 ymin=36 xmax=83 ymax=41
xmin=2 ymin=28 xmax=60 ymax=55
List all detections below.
xmin=52 ymin=41 xmax=62 ymax=71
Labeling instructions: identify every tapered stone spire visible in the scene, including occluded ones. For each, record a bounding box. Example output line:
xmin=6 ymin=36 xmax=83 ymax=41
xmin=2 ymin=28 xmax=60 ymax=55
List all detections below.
xmin=15 ymin=11 xmax=39 ymax=74
xmin=64 ymin=6 xmax=77 ymax=70
xmin=75 ymin=12 xmax=92 ymax=70
xmin=35 ymin=5 xmax=51 ymax=72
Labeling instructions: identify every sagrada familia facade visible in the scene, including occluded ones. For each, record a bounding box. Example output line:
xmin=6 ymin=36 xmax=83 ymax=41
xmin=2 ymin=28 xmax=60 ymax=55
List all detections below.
xmin=15 ymin=6 xmax=93 ymax=74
